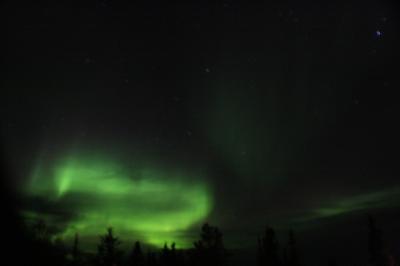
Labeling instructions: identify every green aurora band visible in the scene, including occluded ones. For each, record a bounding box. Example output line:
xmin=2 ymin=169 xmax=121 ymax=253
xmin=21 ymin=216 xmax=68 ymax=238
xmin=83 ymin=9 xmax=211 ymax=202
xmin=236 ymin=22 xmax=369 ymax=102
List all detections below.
xmin=23 ymin=154 xmax=213 ymax=249
xmin=297 ymin=187 xmax=400 ymax=222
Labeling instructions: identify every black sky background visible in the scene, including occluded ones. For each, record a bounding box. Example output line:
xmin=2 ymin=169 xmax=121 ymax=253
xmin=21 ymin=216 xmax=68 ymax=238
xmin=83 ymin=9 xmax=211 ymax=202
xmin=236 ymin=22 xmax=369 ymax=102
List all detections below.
xmin=2 ymin=1 xmax=400 ymax=265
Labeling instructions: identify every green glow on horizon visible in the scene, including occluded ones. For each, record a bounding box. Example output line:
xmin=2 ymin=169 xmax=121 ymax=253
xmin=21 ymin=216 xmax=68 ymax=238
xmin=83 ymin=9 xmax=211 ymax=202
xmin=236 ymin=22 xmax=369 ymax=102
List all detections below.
xmin=298 ymin=188 xmax=400 ymax=222
xmin=25 ymin=155 xmax=213 ymax=249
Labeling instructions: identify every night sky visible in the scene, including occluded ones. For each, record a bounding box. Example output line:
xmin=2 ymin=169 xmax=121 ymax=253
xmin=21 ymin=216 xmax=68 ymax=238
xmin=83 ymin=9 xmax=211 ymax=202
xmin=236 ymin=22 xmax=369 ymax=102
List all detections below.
xmin=2 ymin=1 xmax=400 ymax=264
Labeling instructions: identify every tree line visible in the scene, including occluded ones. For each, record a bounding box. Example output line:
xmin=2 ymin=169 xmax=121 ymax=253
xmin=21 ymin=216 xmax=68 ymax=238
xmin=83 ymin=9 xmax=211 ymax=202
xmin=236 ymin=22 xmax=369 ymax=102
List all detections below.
xmin=17 ymin=216 xmax=394 ymax=266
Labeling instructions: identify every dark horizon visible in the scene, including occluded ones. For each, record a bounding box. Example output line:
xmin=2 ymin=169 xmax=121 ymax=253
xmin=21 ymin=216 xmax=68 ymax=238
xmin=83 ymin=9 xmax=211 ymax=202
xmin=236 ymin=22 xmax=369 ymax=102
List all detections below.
xmin=1 ymin=209 xmax=397 ymax=266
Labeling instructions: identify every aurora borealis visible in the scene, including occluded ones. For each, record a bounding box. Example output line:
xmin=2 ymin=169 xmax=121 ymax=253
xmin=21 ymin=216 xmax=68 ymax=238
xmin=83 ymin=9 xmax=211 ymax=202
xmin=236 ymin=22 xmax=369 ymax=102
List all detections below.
xmin=2 ymin=1 xmax=400 ymax=264
xmin=24 ymin=153 xmax=212 ymax=248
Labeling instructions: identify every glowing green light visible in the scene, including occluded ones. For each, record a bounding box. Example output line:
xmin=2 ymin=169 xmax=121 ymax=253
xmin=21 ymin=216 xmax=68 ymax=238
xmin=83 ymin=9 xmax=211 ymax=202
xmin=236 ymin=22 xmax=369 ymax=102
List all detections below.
xmin=297 ymin=188 xmax=400 ymax=222
xmin=24 ymin=155 xmax=213 ymax=249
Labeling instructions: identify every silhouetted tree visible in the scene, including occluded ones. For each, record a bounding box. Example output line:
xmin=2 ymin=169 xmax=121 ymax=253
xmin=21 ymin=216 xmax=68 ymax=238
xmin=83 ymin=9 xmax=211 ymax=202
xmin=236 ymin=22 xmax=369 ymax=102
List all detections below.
xmin=25 ymin=219 xmax=68 ymax=266
xmin=283 ymin=230 xmax=299 ymax=266
xmin=258 ymin=226 xmax=280 ymax=266
xmin=96 ymin=227 xmax=123 ymax=266
xmin=160 ymin=243 xmax=178 ymax=266
xmin=70 ymin=233 xmax=81 ymax=265
xmin=368 ymin=216 xmax=387 ymax=266
xmin=192 ymin=223 xmax=228 ymax=266
xmin=129 ymin=241 xmax=144 ymax=266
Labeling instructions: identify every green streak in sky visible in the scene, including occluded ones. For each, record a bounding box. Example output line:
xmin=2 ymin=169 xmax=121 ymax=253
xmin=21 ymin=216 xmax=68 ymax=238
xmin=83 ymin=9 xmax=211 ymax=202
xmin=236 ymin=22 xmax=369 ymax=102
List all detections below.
xmin=298 ymin=188 xmax=400 ymax=222
xmin=25 ymin=155 xmax=213 ymax=249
